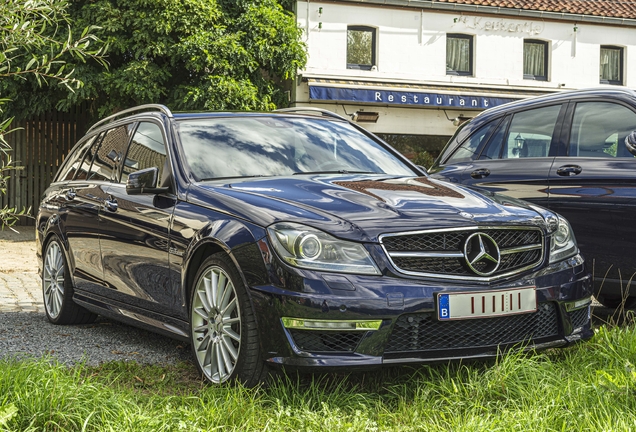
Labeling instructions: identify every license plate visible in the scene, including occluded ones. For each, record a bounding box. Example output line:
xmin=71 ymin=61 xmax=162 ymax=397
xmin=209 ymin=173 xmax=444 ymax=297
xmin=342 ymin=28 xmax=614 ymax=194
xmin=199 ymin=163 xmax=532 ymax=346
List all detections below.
xmin=437 ymin=287 xmax=537 ymax=320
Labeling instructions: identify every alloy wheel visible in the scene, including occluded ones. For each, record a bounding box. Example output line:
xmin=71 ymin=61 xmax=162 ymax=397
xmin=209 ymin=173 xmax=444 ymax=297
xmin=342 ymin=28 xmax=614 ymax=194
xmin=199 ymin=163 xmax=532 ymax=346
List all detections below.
xmin=191 ymin=265 xmax=242 ymax=383
xmin=43 ymin=241 xmax=65 ymax=319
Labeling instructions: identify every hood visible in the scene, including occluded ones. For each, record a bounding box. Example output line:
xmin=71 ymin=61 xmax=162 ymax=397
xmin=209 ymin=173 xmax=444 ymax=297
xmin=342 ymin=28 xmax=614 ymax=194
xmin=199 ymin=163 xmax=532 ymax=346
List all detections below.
xmin=186 ymin=175 xmax=550 ymax=242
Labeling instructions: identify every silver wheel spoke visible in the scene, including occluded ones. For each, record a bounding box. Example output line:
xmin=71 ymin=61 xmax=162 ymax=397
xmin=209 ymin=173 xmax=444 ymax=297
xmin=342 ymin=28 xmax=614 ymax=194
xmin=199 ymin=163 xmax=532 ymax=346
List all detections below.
xmin=219 ymin=280 xmax=233 ymax=311
xmin=223 ymin=317 xmax=240 ymax=325
xmin=221 ymin=336 xmax=238 ymax=360
xmin=193 ymin=307 xmax=208 ymax=321
xmin=215 ymin=342 xmax=226 ymax=380
xmin=219 ymin=341 xmax=233 ymax=373
xmin=221 ymin=298 xmax=237 ymax=317
xmin=193 ymin=324 xmax=208 ymax=333
xmin=197 ymin=289 xmax=212 ymax=314
xmin=223 ymin=327 xmax=241 ymax=342
xmin=216 ymin=273 xmax=227 ymax=308
xmin=205 ymin=273 xmax=217 ymax=310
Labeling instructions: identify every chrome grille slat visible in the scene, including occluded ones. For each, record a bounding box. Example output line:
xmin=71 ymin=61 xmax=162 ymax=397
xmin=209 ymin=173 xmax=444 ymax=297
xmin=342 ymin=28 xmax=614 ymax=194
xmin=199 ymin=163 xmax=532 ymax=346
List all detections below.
xmin=380 ymin=227 xmax=544 ymax=282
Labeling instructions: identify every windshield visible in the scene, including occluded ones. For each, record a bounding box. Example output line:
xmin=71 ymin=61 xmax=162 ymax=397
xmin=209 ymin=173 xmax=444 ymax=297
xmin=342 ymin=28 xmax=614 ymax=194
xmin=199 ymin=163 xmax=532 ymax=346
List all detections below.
xmin=176 ymin=116 xmax=416 ymax=180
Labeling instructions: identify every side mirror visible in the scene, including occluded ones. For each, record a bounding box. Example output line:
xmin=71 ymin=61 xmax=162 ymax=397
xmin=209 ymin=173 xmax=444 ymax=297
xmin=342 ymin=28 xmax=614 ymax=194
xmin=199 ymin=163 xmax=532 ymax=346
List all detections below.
xmin=126 ymin=167 xmax=168 ymax=195
xmin=626 ymin=131 xmax=636 ymax=156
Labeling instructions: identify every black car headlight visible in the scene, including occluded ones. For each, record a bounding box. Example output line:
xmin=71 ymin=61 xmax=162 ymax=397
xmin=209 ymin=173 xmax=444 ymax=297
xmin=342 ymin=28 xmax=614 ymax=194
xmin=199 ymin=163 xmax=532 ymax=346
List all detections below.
xmin=267 ymin=222 xmax=381 ymax=275
xmin=549 ymin=216 xmax=578 ymax=264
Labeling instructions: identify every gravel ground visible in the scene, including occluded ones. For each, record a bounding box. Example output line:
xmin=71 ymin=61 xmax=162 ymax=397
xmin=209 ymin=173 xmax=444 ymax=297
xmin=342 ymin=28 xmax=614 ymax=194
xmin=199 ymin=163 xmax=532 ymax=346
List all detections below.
xmin=0 ymin=312 xmax=192 ymax=366
xmin=0 ymin=229 xmax=192 ymax=367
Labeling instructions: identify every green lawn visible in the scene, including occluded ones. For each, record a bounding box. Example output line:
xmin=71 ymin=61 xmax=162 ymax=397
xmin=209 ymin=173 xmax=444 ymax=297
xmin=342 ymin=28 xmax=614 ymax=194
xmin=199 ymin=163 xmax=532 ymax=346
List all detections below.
xmin=2 ymin=323 xmax=636 ymax=431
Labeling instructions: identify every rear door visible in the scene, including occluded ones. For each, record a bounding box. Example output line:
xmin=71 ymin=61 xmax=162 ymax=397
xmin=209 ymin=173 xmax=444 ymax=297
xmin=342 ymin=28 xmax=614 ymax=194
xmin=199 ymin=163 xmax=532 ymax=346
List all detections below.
xmin=55 ymin=133 xmax=111 ymax=293
xmin=457 ymin=103 xmax=567 ymax=208
xmin=548 ymin=100 xmax=636 ymax=288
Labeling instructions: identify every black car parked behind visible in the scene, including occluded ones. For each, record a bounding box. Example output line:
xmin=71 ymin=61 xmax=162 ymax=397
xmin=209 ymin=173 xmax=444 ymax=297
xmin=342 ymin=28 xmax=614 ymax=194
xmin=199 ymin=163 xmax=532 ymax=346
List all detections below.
xmin=431 ymin=87 xmax=636 ymax=308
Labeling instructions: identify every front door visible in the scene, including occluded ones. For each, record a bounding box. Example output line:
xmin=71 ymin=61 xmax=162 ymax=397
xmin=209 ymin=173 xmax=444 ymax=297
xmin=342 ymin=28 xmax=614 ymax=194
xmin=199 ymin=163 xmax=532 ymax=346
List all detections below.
xmin=98 ymin=121 xmax=177 ymax=316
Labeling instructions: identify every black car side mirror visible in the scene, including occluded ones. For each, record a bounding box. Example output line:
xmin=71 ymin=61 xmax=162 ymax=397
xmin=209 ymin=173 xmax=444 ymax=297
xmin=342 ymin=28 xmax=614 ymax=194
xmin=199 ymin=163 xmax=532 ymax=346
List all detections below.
xmin=625 ymin=131 xmax=636 ymax=156
xmin=126 ymin=167 xmax=169 ymax=195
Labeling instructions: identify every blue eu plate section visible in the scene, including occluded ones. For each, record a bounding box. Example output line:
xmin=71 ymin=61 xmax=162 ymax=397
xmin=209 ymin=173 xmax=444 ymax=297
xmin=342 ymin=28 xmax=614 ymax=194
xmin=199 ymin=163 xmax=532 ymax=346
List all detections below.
xmin=438 ymin=294 xmax=450 ymax=320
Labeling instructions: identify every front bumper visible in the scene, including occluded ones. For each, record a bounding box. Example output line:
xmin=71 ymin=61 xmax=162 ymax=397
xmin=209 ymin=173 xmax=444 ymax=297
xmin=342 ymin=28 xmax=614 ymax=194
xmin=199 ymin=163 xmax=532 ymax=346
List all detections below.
xmin=248 ymin=254 xmax=593 ymax=369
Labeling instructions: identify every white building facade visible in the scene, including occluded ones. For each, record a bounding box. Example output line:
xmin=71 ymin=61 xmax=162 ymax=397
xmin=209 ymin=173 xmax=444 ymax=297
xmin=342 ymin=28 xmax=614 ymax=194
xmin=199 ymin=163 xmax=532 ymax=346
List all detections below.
xmin=292 ymin=0 xmax=636 ymax=156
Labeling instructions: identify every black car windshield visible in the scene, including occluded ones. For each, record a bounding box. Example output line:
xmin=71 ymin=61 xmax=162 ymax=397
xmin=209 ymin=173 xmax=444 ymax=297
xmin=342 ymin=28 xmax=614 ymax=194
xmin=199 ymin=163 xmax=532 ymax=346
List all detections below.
xmin=176 ymin=116 xmax=416 ymax=180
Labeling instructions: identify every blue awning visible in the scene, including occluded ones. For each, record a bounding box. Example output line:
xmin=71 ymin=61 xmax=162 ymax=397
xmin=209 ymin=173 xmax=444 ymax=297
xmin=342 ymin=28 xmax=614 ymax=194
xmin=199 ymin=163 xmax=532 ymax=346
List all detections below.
xmin=307 ymin=79 xmax=545 ymax=110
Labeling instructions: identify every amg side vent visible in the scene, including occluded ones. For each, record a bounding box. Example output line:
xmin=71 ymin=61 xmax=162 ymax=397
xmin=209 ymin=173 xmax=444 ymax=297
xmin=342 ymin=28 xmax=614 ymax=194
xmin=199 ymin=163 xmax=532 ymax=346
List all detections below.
xmin=381 ymin=227 xmax=544 ymax=281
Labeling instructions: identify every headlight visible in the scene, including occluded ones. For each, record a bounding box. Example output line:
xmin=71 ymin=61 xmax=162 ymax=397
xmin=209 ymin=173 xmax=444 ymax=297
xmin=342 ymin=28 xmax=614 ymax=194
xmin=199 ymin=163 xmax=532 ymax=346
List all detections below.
xmin=549 ymin=216 xmax=578 ymax=264
xmin=267 ymin=222 xmax=381 ymax=275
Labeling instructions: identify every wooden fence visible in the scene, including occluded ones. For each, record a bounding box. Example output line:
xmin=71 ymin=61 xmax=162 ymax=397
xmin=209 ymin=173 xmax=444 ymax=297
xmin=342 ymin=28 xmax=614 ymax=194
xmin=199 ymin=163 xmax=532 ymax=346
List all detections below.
xmin=1 ymin=105 xmax=93 ymax=226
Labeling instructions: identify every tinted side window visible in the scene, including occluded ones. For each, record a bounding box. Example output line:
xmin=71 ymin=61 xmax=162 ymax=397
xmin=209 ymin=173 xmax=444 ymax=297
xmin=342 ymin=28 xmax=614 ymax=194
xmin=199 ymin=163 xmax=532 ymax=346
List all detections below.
xmin=55 ymin=136 xmax=96 ymax=182
xmin=120 ymin=122 xmax=167 ymax=185
xmin=568 ymin=102 xmax=636 ymax=158
xmin=90 ymin=125 xmax=132 ymax=182
xmin=447 ymin=122 xmax=496 ymax=164
xmin=481 ymin=105 xmax=561 ymax=160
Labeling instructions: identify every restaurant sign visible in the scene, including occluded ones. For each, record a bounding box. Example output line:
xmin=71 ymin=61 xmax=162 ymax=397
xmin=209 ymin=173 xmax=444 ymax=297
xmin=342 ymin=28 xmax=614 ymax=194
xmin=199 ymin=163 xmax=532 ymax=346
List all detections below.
xmin=309 ymin=86 xmax=518 ymax=109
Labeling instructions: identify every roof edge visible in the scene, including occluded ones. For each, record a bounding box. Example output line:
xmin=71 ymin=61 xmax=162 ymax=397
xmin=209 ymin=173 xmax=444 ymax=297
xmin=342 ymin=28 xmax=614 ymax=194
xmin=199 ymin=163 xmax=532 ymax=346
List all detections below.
xmin=320 ymin=0 xmax=636 ymax=27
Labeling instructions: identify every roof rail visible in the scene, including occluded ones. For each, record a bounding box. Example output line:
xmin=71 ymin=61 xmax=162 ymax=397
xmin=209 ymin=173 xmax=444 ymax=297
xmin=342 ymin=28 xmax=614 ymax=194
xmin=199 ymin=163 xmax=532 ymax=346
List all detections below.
xmin=274 ymin=107 xmax=351 ymax=122
xmin=87 ymin=104 xmax=173 ymax=133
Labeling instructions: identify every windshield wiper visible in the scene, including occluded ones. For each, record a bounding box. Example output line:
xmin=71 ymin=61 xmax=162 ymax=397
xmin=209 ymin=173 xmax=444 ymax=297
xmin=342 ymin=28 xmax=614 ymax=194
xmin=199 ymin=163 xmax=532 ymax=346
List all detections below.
xmin=199 ymin=175 xmax=271 ymax=181
xmin=293 ymin=170 xmax=380 ymax=175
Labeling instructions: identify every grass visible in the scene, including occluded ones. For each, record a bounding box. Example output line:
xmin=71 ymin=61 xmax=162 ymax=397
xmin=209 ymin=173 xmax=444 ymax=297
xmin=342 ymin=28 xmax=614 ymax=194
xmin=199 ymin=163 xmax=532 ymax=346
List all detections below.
xmin=2 ymin=323 xmax=636 ymax=431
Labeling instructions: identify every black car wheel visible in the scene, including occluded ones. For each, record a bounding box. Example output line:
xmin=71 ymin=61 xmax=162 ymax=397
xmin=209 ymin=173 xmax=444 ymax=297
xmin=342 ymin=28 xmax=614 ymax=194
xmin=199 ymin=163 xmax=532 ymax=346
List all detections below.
xmin=42 ymin=237 xmax=97 ymax=325
xmin=189 ymin=253 xmax=266 ymax=386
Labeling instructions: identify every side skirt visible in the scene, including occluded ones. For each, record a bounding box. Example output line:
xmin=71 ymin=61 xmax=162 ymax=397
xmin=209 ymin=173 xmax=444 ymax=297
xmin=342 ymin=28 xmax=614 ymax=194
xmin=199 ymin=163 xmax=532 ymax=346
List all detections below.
xmin=73 ymin=292 xmax=190 ymax=343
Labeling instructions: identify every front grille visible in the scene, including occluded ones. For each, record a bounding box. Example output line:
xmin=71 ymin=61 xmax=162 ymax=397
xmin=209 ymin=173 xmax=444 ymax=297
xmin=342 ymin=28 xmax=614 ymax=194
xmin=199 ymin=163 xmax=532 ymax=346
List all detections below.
xmin=381 ymin=227 xmax=544 ymax=281
xmin=289 ymin=330 xmax=363 ymax=352
xmin=385 ymin=302 xmax=559 ymax=353
xmin=568 ymin=306 xmax=590 ymax=330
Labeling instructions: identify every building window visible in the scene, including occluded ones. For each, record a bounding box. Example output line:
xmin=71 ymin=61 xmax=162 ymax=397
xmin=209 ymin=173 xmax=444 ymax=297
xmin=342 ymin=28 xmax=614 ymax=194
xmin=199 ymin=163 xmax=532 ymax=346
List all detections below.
xmin=347 ymin=26 xmax=376 ymax=70
xmin=600 ymin=46 xmax=623 ymax=85
xmin=523 ymin=40 xmax=548 ymax=81
xmin=446 ymin=34 xmax=473 ymax=76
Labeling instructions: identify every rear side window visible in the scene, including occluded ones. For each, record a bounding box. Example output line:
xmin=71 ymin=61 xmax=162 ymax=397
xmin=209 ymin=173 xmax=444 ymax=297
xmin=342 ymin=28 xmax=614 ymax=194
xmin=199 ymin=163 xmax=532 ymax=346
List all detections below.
xmin=90 ymin=125 xmax=132 ymax=182
xmin=446 ymin=122 xmax=496 ymax=164
xmin=480 ymin=105 xmax=561 ymax=159
xmin=55 ymin=136 xmax=97 ymax=182
xmin=568 ymin=102 xmax=636 ymax=158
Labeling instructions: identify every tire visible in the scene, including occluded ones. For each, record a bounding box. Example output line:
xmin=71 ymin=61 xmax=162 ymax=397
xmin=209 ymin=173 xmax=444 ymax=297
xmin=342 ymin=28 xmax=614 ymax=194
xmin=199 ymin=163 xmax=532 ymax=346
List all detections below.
xmin=42 ymin=237 xmax=97 ymax=325
xmin=189 ymin=253 xmax=267 ymax=386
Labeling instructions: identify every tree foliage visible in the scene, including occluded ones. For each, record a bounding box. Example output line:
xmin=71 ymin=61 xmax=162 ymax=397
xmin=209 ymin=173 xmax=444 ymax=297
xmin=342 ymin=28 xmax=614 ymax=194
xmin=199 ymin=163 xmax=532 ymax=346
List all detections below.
xmin=0 ymin=0 xmax=106 ymax=228
xmin=5 ymin=0 xmax=307 ymax=118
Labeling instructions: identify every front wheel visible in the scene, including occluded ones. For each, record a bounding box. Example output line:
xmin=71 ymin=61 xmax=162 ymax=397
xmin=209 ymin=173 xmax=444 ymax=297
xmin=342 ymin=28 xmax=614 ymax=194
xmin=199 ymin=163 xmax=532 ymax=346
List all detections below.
xmin=42 ymin=237 xmax=97 ymax=325
xmin=189 ymin=253 xmax=266 ymax=386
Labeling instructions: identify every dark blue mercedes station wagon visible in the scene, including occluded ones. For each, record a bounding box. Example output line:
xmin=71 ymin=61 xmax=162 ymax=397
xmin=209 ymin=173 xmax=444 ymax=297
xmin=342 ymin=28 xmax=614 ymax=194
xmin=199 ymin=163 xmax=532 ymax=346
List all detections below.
xmin=37 ymin=105 xmax=592 ymax=386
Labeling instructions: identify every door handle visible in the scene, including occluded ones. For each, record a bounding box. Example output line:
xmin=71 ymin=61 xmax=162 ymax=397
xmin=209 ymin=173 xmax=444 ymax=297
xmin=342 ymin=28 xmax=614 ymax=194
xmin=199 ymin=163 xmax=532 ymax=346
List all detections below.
xmin=470 ymin=168 xmax=491 ymax=179
xmin=65 ymin=189 xmax=77 ymax=200
xmin=556 ymin=165 xmax=582 ymax=176
xmin=104 ymin=196 xmax=118 ymax=212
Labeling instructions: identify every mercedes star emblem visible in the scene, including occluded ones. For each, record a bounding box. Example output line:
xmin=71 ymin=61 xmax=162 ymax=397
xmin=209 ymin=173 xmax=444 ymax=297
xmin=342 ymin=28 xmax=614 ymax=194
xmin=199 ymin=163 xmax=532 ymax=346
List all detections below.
xmin=464 ymin=232 xmax=501 ymax=276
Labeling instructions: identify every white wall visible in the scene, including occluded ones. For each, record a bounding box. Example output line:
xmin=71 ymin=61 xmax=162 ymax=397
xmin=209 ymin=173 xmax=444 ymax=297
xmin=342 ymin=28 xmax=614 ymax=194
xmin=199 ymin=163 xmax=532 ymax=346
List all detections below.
xmin=297 ymin=1 xmax=636 ymax=90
